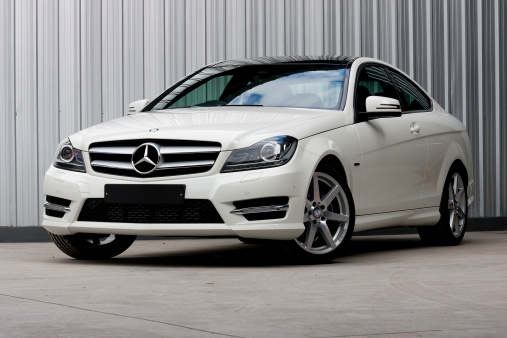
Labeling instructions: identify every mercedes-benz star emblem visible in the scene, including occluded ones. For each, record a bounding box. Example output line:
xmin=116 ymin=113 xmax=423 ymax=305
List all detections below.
xmin=131 ymin=143 xmax=161 ymax=174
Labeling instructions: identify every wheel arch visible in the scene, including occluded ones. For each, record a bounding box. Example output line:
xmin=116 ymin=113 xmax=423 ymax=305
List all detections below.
xmin=436 ymin=143 xmax=471 ymax=203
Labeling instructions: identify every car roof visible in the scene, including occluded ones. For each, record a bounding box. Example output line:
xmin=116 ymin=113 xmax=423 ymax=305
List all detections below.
xmin=213 ymin=55 xmax=358 ymax=67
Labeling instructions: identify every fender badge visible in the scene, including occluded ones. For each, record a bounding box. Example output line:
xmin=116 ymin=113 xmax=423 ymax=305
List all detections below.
xmin=149 ymin=128 xmax=159 ymax=132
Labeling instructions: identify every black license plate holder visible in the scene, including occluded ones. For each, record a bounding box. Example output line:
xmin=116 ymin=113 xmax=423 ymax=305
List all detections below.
xmin=104 ymin=184 xmax=186 ymax=204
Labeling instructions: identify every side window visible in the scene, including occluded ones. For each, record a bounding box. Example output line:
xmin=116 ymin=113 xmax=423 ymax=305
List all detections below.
xmin=388 ymin=70 xmax=431 ymax=112
xmin=356 ymin=65 xmax=399 ymax=112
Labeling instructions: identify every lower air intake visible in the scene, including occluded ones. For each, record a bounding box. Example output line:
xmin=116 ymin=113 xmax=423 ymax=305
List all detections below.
xmin=78 ymin=198 xmax=224 ymax=224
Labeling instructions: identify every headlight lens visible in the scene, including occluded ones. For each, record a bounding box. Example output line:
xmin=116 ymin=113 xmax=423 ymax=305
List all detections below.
xmin=221 ymin=136 xmax=297 ymax=172
xmin=53 ymin=138 xmax=86 ymax=172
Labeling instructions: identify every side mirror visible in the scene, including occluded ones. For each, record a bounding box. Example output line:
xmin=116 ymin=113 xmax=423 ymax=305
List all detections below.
xmin=359 ymin=96 xmax=402 ymax=121
xmin=127 ymin=99 xmax=150 ymax=115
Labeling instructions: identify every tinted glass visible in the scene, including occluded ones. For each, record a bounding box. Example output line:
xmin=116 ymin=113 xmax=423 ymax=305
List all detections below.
xmin=388 ymin=70 xmax=431 ymax=111
xmin=152 ymin=65 xmax=347 ymax=110
xmin=356 ymin=65 xmax=399 ymax=112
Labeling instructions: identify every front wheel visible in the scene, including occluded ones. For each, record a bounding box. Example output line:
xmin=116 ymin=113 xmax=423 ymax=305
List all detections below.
xmin=418 ymin=169 xmax=467 ymax=245
xmin=283 ymin=169 xmax=355 ymax=263
xmin=48 ymin=232 xmax=136 ymax=259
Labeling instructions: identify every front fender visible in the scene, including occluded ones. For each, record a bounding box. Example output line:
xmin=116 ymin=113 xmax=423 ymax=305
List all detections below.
xmin=298 ymin=125 xmax=362 ymax=204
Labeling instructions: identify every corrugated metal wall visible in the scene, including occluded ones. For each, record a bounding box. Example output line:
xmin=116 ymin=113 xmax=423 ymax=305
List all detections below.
xmin=0 ymin=0 xmax=505 ymax=227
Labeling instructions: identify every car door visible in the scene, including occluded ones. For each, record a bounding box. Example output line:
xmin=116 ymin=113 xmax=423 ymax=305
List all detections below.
xmin=354 ymin=65 xmax=428 ymax=215
xmin=386 ymin=67 xmax=447 ymax=209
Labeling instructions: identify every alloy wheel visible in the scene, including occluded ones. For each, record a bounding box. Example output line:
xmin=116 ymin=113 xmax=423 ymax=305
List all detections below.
xmin=295 ymin=172 xmax=350 ymax=255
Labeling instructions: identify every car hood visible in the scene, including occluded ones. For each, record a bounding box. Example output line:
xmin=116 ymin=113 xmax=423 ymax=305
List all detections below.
xmin=69 ymin=106 xmax=348 ymax=151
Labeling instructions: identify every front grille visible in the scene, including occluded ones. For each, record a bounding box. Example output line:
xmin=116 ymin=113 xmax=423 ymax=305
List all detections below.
xmin=88 ymin=139 xmax=221 ymax=178
xmin=78 ymin=198 xmax=224 ymax=223
xmin=45 ymin=195 xmax=71 ymax=218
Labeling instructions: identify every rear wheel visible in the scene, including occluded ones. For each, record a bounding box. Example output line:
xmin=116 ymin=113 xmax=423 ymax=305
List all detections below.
xmin=283 ymin=168 xmax=355 ymax=263
xmin=418 ymin=169 xmax=467 ymax=245
xmin=48 ymin=232 xmax=136 ymax=259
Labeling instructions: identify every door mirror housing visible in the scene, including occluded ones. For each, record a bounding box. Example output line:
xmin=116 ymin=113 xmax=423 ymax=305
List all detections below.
xmin=127 ymin=99 xmax=150 ymax=115
xmin=359 ymin=96 xmax=402 ymax=121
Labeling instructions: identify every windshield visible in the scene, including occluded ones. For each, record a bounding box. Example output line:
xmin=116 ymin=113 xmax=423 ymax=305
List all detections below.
xmin=151 ymin=64 xmax=347 ymax=110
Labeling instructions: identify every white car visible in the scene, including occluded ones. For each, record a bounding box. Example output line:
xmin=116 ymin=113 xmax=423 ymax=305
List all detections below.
xmin=43 ymin=56 xmax=474 ymax=263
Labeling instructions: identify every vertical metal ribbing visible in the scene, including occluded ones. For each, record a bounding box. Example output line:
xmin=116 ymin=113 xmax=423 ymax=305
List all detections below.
xmin=443 ymin=0 xmax=449 ymax=111
xmin=494 ymin=0 xmax=500 ymax=215
xmin=390 ymin=1 xmax=396 ymax=65
xmin=461 ymin=2 xmax=467 ymax=127
xmin=477 ymin=0 xmax=484 ymax=215
xmin=407 ymin=0 xmax=413 ymax=77
xmin=372 ymin=0 xmax=378 ymax=59
xmin=425 ymin=0 xmax=431 ymax=95
xmin=354 ymin=0 xmax=361 ymax=56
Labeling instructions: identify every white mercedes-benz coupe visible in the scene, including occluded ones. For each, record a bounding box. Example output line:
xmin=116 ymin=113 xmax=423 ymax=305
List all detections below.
xmin=43 ymin=56 xmax=474 ymax=262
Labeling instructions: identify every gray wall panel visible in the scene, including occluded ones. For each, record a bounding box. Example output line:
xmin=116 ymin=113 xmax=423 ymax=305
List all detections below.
xmin=206 ymin=0 xmax=226 ymax=63
xmin=500 ymin=0 xmax=507 ymax=217
xmin=81 ymin=0 xmax=103 ymax=128
xmin=285 ymin=0 xmax=304 ymax=55
xmin=245 ymin=0 xmax=265 ymax=57
xmin=185 ymin=0 xmax=206 ymax=74
xmin=59 ymin=0 xmax=81 ymax=137
xmin=165 ymin=0 xmax=186 ymax=86
xmin=144 ymin=0 xmax=166 ymax=100
xmin=226 ymin=0 xmax=246 ymax=60
xmin=102 ymin=2 xmax=123 ymax=122
xmin=323 ymin=0 xmax=342 ymax=56
xmin=265 ymin=0 xmax=285 ymax=56
xmin=304 ymin=0 xmax=324 ymax=55
xmin=123 ymin=0 xmax=144 ymax=111
xmin=37 ymin=0 xmax=59 ymax=223
xmin=2 ymin=0 xmax=506 ymax=226
xmin=15 ymin=0 xmax=39 ymax=226
xmin=0 ymin=0 xmax=16 ymax=226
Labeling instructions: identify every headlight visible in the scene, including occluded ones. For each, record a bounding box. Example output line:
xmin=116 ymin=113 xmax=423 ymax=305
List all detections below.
xmin=221 ymin=136 xmax=297 ymax=172
xmin=53 ymin=138 xmax=86 ymax=173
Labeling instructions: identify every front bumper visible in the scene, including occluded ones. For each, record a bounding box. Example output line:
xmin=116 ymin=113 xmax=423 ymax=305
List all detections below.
xmin=42 ymin=148 xmax=318 ymax=240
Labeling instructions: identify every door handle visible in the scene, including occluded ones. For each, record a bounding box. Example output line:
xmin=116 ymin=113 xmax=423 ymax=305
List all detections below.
xmin=410 ymin=122 xmax=420 ymax=134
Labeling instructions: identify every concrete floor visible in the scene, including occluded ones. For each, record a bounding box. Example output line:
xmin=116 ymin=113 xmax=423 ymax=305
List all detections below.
xmin=1 ymin=232 xmax=506 ymax=337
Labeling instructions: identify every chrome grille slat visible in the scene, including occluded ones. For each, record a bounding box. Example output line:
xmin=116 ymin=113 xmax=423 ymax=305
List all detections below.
xmin=89 ymin=146 xmax=137 ymax=154
xmin=158 ymin=160 xmax=214 ymax=169
xmin=88 ymin=139 xmax=221 ymax=178
xmin=160 ymin=146 xmax=221 ymax=154
xmin=91 ymin=160 xmax=134 ymax=170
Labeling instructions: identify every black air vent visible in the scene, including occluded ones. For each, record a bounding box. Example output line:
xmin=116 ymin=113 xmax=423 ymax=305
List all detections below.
xmin=78 ymin=198 xmax=224 ymax=224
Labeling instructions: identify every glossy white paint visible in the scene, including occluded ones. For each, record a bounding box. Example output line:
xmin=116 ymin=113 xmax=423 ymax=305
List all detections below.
xmin=42 ymin=57 xmax=474 ymax=240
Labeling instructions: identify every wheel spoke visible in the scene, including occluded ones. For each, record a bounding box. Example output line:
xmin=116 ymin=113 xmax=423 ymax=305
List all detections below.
xmin=320 ymin=185 xmax=342 ymax=208
xmin=326 ymin=211 xmax=349 ymax=223
xmin=319 ymin=222 xmax=336 ymax=249
xmin=449 ymin=211 xmax=455 ymax=232
xmin=456 ymin=206 xmax=466 ymax=220
xmin=92 ymin=237 xmax=100 ymax=245
xmin=453 ymin=213 xmax=459 ymax=233
xmin=452 ymin=175 xmax=458 ymax=198
xmin=448 ymin=199 xmax=454 ymax=210
xmin=305 ymin=199 xmax=312 ymax=211
xmin=312 ymin=173 xmax=321 ymax=202
xmin=448 ymin=183 xmax=454 ymax=201
xmin=456 ymin=187 xmax=465 ymax=202
xmin=304 ymin=225 xmax=317 ymax=250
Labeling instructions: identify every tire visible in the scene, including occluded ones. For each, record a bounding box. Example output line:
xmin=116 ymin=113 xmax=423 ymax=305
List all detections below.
xmin=48 ymin=232 xmax=136 ymax=259
xmin=282 ymin=165 xmax=355 ymax=263
xmin=418 ymin=168 xmax=467 ymax=246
